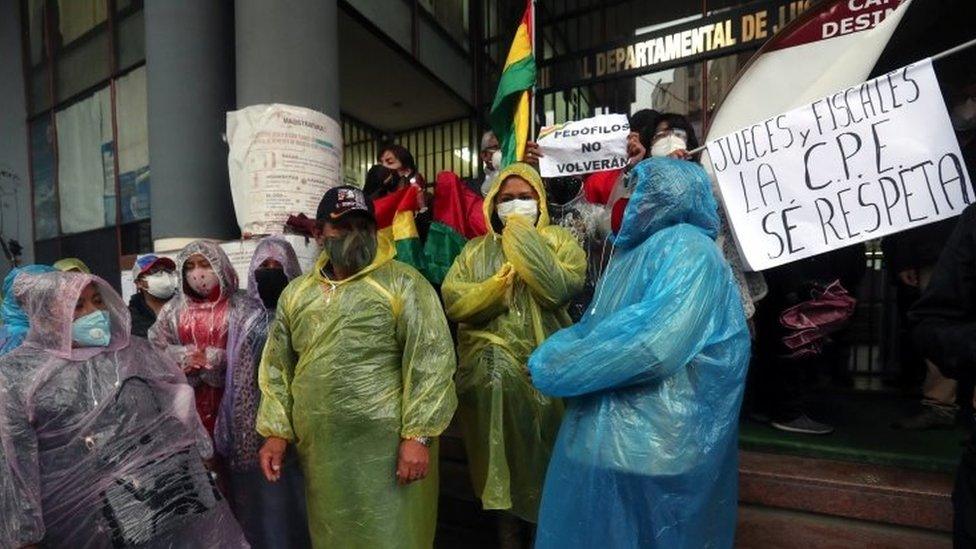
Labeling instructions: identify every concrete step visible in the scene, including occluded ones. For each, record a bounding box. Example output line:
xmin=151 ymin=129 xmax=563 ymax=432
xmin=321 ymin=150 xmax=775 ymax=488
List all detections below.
xmin=738 ymin=450 xmax=954 ymax=547
xmin=436 ymin=428 xmax=956 ymax=547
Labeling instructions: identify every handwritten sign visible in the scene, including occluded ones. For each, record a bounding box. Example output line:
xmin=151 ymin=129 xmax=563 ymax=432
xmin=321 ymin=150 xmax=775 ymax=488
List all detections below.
xmin=537 ymin=114 xmax=630 ymax=178
xmin=227 ymin=104 xmax=342 ymax=235
xmin=707 ymin=59 xmax=972 ymax=271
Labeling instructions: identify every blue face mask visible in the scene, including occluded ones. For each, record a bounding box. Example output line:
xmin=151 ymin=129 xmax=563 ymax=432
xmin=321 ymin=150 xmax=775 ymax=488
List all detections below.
xmin=72 ymin=310 xmax=111 ymax=347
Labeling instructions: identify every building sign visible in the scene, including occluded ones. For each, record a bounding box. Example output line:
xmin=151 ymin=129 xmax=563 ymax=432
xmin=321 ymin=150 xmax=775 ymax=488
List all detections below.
xmin=538 ymin=0 xmax=900 ymax=92
xmin=707 ymin=60 xmax=971 ymax=271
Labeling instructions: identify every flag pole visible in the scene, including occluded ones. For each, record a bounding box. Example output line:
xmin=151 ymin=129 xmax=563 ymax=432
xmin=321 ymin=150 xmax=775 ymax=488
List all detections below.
xmin=530 ymin=0 xmax=537 ymax=141
xmin=931 ymin=37 xmax=976 ymax=62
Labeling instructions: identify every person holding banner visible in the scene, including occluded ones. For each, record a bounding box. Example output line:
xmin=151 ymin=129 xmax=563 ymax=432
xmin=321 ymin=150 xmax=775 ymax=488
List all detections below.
xmin=442 ymin=162 xmax=586 ymax=544
xmin=641 ymin=112 xmax=700 ymax=160
xmin=527 ymin=158 xmax=750 ymax=548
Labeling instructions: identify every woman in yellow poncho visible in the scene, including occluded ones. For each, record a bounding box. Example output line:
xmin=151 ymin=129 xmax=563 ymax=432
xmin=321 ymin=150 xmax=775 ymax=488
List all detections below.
xmin=256 ymin=186 xmax=457 ymax=548
xmin=442 ymin=163 xmax=587 ymax=535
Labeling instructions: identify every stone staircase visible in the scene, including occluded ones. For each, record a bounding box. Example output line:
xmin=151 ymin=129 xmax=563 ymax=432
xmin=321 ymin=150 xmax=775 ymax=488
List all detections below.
xmin=434 ymin=425 xmax=955 ymax=547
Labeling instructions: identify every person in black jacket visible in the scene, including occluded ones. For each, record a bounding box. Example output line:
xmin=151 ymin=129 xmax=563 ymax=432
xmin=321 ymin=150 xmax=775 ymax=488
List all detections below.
xmin=128 ymin=254 xmax=177 ymax=338
xmin=893 ymin=79 xmax=976 ymax=429
xmin=909 ymin=203 xmax=976 ymax=547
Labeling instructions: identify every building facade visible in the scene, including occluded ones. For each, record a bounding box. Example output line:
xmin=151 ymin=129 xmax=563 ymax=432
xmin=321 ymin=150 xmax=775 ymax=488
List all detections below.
xmin=2 ymin=0 xmax=817 ymax=288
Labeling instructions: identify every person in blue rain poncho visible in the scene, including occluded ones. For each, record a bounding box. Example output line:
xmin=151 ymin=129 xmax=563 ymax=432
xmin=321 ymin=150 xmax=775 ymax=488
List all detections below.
xmin=528 ymin=157 xmax=751 ymax=549
xmin=0 ymin=264 xmax=56 ymax=355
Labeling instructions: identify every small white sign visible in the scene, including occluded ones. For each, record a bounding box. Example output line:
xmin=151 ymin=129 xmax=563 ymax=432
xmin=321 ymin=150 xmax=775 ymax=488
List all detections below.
xmin=537 ymin=114 xmax=630 ymax=177
xmin=707 ymin=59 xmax=972 ymax=271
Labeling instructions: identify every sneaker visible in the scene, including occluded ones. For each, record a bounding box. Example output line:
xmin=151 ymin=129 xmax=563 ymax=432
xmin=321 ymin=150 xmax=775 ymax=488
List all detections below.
xmin=892 ymin=405 xmax=957 ymax=430
xmin=771 ymin=414 xmax=835 ymax=435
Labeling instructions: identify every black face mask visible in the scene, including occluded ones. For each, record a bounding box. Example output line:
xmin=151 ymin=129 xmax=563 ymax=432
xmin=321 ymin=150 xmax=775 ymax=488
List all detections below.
xmin=546 ymin=177 xmax=583 ymax=206
xmin=254 ymin=268 xmax=289 ymax=310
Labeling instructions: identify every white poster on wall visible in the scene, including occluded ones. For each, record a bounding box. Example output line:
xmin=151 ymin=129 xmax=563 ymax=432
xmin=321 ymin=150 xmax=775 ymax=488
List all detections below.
xmin=707 ymin=59 xmax=972 ymax=271
xmin=537 ymin=114 xmax=630 ymax=177
xmin=227 ymin=104 xmax=342 ymax=235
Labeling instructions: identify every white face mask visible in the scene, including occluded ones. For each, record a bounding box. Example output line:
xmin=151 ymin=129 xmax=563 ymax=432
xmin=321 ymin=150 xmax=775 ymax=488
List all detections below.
xmin=496 ymin=199 xmax=539 ymax=224
xmin=651 ymin=134 xmax=687 ymax=157
xmin=951 ymin=97 xmax=976 ymax=132
xmin=488 ymin=150 xmax=502 ymax=172
xmin=144 ymin=271 xmax=177 ymax=299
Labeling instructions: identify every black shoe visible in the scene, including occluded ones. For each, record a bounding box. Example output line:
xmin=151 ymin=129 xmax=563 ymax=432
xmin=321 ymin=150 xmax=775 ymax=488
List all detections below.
xmin=892 ymin=405 xmax=957 ymax=430
xmin=771 ymin=414 xmax=834 ymax=435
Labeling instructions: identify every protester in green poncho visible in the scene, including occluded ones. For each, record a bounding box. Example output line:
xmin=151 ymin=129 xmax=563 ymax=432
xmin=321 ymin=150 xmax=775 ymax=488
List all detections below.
xmin=256 ymin=186 xmax=457 ymax=548
xmin=442 ymin=162 xmax=587 ymax=545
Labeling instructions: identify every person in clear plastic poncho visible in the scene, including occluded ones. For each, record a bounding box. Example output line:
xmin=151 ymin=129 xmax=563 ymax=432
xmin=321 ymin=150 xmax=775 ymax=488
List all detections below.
xmin=441 ymin=162 xmax=587 ymax=532
xmin=149 ymin=240 xmax=265 ymax=444
xmin=256 ymin=186 xmax=457 ymax=548
xmin=0 ymin=271 xmax=247 ymax=548
xmin=0 ymin=264 xmax=56 ymax=355
xmin=528 ymin=158 xmax=751 ymax=549
xmin=216 ymin=236 xmax=309 ymax=548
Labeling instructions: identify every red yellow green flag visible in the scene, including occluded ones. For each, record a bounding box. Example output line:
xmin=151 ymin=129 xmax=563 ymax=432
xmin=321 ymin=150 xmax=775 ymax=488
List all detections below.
xmin=373 ymin=186 xmax=426 ymax=274
xmin=489 ymin=0 xmax=535 ymax=167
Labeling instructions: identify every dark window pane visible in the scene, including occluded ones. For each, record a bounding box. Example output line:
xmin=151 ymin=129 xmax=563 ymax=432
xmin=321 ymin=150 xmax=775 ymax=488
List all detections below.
xmin=60 ymin=226 xmax=121 ymax=290
xmin=25 ymin=0 xmax=52 ymax=114
xmin=116 ymin=6 xmax=145 ymax=71
xmin=119 ymin=219 xmax=151 ymax=256
xmin=33 ymin=237 xmax=61 ymax=265
xmin=30 ymin=116 xmax=58 ymax=240
xmin=54 ymin=28 xmax=110 ymax=103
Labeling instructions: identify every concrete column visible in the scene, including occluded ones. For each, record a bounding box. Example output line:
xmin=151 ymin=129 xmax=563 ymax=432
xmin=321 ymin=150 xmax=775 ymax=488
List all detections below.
xmin=0 ymin=0 xmax=32 ymax=268
xmin=235 ymin=0 xmax=340 ymax=119
xmin=145 ymin=0 xmax=238 ymax=251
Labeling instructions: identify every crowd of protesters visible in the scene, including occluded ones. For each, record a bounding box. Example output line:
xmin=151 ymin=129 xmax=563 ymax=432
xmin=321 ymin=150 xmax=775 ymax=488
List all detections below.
xmin=0 ymin=100 xmax=974 ymax=549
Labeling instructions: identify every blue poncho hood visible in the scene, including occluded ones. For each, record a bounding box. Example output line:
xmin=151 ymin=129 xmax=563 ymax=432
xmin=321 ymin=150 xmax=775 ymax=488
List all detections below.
xmin=0 ymin=265 xmax=56 ymax=355
xmin=613 ymin=157 xmax=719 ymax=249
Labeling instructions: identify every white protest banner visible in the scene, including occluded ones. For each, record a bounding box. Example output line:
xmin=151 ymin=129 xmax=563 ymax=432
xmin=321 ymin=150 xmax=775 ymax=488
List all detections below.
xmin=227 ymin=104 xmax=342 ymax=235
xmin=537 ymin=114 xmax=630 ymax=177
xmin=707 ymin=59 xmax=972 ymax=271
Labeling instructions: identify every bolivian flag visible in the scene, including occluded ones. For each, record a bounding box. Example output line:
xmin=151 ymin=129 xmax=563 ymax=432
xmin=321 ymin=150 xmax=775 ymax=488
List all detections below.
xmin=374 ymin=185 xmax=426 ymax=274
xmin=423 ymin=171 xmax=487 ymax=285
xmin=489 ymin=0 xmax=535 ymax=167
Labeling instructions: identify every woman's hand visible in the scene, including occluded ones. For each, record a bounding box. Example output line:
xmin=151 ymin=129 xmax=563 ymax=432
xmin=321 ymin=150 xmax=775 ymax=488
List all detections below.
xmin=184 ymin=348 xmax=207 ymax=373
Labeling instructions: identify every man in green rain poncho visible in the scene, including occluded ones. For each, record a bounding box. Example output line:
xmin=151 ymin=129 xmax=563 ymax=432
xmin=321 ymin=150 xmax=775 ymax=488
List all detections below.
xmin=256 ymin=186 xmax=458 ymax=548
xmin=442 ymin=162 xmax=587 ymax=546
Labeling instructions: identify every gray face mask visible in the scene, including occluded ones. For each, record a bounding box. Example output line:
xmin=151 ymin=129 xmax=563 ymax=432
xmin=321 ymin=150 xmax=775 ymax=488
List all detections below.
xmin=322 ymin=228 xmax=378 ymax=275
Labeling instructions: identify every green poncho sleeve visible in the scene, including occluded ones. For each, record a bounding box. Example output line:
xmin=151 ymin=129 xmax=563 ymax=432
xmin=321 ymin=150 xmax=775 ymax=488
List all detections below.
xmin=501 ymin=215 xmax=587 ymax=310
xmin=442 ymin=239 xmax=514 ymax=325
xmin=395 ymin=271 xmax=459 ymax=438
xmin=255 ymin=287 xmax=299 ymax=441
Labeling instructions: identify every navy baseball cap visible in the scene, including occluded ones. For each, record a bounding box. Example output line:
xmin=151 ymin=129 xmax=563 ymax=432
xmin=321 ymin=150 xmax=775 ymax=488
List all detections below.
xmin=316 ymin=185 xmax=375 ymax=223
